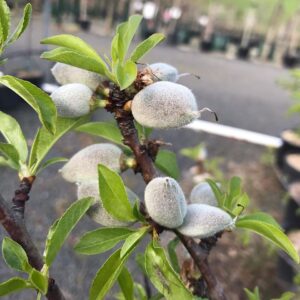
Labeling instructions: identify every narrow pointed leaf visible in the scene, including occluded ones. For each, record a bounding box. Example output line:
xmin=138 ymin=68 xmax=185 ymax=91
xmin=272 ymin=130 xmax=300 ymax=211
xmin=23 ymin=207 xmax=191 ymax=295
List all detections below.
xmin=0 ymin=277 xmax=30 ymax=296
xmin=0 ymin=111 xmax=27 ymax=162
xmin=41 ymin=34 xmax=102 ymax=62
xmin=6 ymin=3 xmax=31 ymax=45
xmin=116 ymin=60 xmax=137 ymax=90
xmin=29 ymin=116 xmax=88 ymax=174
xmin=118 ymin=267 xmax=134 ymax=300
xmin=0 ymin=76 xmax=57 ymax=134
xmin=167 ymin=237 xmax=180 ymax=273
xmin=2 ymin=237 xmax=31 ymax=273
xmin=0 ymin=0 xmax=10 ymax=44
xmin=145 ymin=241 xmax=194 ymax=300
xmin=76 ymin=122 xmax=126 ymax=147
xmin=155 ymin=150 xmax=180 ymax=180
xmin=89 ymin=247 xmax=136 ymax=300
xmin=130 ymin=33 xmax=165 ymax=62
xmin=44 ymin=197 xmax=93 ymax=266
xmin=74 ymin=227 xmax=135 ymax=255
xmin=36 ymin=157 xmax=68 ymax=175
xmin=236 ymin=217 xmax=299 ymax=263
xmin=120 ymin=227 xmax=148 ymax=258
xmin=98 ymin=164 xmax=136 ymax=222
xmin=0 ymin=143 xmax=19 ymax=168
xmin=117 ymin=15 xmax=142 ymax=61
xmin=41 ymin=47 xmax=110 ymax=78
xmin=29 ymin=269 xmax=48 ymax=295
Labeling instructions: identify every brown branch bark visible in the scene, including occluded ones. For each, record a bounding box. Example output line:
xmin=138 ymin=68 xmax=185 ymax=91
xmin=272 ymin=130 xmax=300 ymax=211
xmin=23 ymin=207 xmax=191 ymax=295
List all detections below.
xmin=176 ymin=232 xmax=227 ymax=300
xmin=107 ymin=83 xmax=226 ymax=300
xmin=0 ymin=193 xmax=65 ymax=300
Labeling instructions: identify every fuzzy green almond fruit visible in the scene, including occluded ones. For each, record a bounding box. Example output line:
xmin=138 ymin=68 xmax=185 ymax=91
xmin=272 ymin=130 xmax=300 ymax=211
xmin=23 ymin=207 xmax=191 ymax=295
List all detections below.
xmin=60 ymin=143 xmax=124 ymax=183
xmin=77 ymin=180 xmax=138 ymax=227
xmin=149 ymin=62 xmax=178 ymax=82
xmin=51 ymin=83 xmax=93 ymax=118
xmin=145 ymin=177 xmax=187 ymax=228
xmin=51 ymin=63 xmax=102 ymax=91
xmin=190 ymin=182 xmax=220 ymax=207
xmin=131 ymin=81 xmax=199 ymax=129
xmin=177 ymin=204 xmax=234 ymax=238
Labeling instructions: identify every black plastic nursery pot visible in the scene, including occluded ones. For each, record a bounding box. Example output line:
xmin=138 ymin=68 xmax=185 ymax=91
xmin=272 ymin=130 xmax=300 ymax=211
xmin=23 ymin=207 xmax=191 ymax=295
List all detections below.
xmin=200 ymin=39 xmax=213 ymax=52
xmin=237 ymin=46 xmax=250 ymax=60
xmin=78 ymin=20 xmax=91 ymax=31
xmin=276 ymin=129 xmax=300 ymax=171
xmin=282 ymin=53 xmax=299 ymax=68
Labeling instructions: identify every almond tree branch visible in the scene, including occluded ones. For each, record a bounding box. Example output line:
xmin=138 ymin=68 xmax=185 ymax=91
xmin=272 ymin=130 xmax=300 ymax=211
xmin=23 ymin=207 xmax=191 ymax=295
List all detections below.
xmin=176 ymin=232 xmax=227 ymax=300
xmin=0 ymin=192 xmax=65 ymax=300
xmin=106 ymin=82 xmax=227 ymax=300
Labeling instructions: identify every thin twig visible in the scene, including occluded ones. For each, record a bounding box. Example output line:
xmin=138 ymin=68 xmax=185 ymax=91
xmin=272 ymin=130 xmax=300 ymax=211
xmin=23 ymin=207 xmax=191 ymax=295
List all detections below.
xmin=0 ymin=193 xmax=65 ymax=300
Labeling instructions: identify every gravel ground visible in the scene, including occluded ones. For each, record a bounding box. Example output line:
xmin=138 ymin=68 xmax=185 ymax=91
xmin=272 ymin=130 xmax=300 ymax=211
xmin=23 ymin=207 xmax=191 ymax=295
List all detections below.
xmin=0 ymin=15 xmax=299 ymax=299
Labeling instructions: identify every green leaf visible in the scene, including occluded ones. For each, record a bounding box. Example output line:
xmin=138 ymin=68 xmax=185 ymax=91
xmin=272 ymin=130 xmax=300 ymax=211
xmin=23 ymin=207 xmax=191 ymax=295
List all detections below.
xmin=36 ymin=157 xmax=68 ymax=175
xmin=41 ymin=47 xmax=111 ymax=79
xmin=130 ymin=33 xmax=165 ymax=62
xmin=0 ymin=155 xmax=17 ymax=169
xmin=232 ymin=192 xmax=249 ymax=216
xmin=89 ymin=247 xmax=136 ymax=300
xmin=0 ymin=76 xmax=57 ymax=134
xmin=0 ymin=277 xmax=30 ymax=296
xmin=111 ymin=32 xmax=120 ymax=69
xmin=224 ymin=176 xmax=241 ymax=210
xmin=0 ymin=0 xmax=10 ymax=45
xmin=120 ymin=227 xmax=149 ymax=258
xmin=135 ymin=253 xmax=147 ymax=276
xmin=98 ymin=164 xmax=136 ymax=222
xmin=74 ymin=227 xmax=135 ymax=255
xmin=145 ymin=241 xmax=194 ymax=300
xmin=116 ymin=60 xmax=137 ymax=90
xmin=134 ymin=283 xmax=148 ymax=300
xmin=180 ymin=143 xmax=205 ymax=162
xmin=206 ymin=179 xmax=224 ymax=207
xmin=244 ymin=287 xmax=260 ymax=300
xmin=118 ymin=267 xmax=134 ymax=300
xmin=2 ymin=237 xmax=32 ymax=273
xmin=29 ymin=116 xmax=88 ymax=174
xmin=41 ymin=34 xmax=102 ymax=63
xmin=76 ymin=122 xmax=125 ymax=147
xmin=272 ymin=292 xmax=295 ymax=300
xmin=167 ymin=237 xmax=180 ymax=273
xmin=29 ymin=269 xmax=48 ymax=295
xmin=0 ymin=111 xmax=28 ymax=162
xmin=118 ymin=15 xmax=142 ymax=62
xmin=236 ymin=217 xmax=299 ymax=263
xmin=239 ymin=213 xmax=283 ymax=230
xmin=6 ymin=3 xmax=31 ymax=45
xmin=155 ymin=150 xmax=180 ymax=180
xmin=0 ymin=143 xmax=20 ymax=168
xmin=44 ymin=197 xmax=92 ymax=266
xmin=132 ymin=201 xmax=146 ymax=223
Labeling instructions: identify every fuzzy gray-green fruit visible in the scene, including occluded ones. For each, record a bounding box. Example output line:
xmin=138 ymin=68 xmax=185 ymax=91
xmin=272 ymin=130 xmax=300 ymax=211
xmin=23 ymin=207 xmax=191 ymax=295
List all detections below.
xmin=51 ymin=63 xmax=102 ymax=91
xmin=190 ymin=182 xmax=220 ymax=206
xmin=61 ymin=143 xmax=123 ymax=183
xmin=131 ymin=81 xmax=199 ymax=129
xmin=51 ymin=83 xmax=93 ymax=118
xmin=178 ymin=204 xmax=233 ymax=238
xmin=77 ymin=181 xmax=138 ymax=227
xmin=149 ymin=63 xmax=178 ymax=82
xmin=145 ymin=177 xmax=187 ymax=228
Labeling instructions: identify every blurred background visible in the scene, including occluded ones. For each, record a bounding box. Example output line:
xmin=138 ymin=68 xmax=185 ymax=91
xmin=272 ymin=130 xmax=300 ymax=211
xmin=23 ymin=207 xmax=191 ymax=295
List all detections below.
xmin=2 ymin=1 xmax=300 ymax=299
